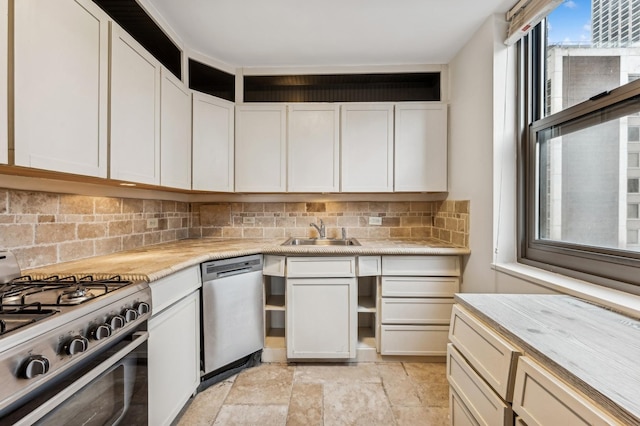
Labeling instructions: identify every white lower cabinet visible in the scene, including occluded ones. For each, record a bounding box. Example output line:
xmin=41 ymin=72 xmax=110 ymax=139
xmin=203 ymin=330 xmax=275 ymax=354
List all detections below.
xmin=148 ymin=267 xmax=200 ymax=426
xmin=286 ymin=277 xmax=357 ymax=359
xmin=380 ymin=256 xmax=459 ymax=356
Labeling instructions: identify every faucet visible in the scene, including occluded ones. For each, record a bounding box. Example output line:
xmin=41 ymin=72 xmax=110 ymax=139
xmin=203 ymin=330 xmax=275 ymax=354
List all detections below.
xmin=310 ymin=219 xmax=326 ymax=239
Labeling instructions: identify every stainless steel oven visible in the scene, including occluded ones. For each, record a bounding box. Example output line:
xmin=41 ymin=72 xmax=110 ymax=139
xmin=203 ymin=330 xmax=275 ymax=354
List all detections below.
xmin=0 ymin=251 xmax=151 ymax=425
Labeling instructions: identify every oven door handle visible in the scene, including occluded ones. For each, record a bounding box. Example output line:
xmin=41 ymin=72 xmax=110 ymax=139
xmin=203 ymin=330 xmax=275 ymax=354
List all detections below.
xmin=14 ymin=331 xmax=149 ymax=426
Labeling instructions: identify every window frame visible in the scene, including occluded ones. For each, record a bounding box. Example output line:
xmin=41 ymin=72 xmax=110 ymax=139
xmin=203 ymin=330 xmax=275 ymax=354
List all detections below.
xmin=518 ymin=22 xmax=640 ymax=292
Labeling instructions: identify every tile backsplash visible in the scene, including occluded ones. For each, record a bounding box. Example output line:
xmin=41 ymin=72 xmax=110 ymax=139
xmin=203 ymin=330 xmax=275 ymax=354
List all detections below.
xmin=0 ymin=189 xmax=190 ymax=269
xmin=1 ymin=188 xmax=469 ymax=270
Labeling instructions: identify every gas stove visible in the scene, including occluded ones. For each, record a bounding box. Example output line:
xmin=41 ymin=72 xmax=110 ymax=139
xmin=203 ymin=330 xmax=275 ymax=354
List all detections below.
xmin=0 ymin=251 xmax=152 ymax=420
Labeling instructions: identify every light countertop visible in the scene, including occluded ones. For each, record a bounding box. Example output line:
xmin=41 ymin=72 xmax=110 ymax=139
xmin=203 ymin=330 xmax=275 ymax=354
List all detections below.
xmin=24 ymin=237 xmax=469 ymax=282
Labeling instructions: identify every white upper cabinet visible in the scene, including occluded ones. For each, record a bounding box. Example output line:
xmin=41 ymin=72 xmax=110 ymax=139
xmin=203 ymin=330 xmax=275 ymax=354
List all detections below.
xmin=192 ymin=93 xmax=234 ymax=192
xmin=110 ymin=24 xmax=161 ymax=185
xmin=287 ymin=104 xmax=340 ymax=192
xmin=235 ymin=104 xmax=287 ymax=192
xmin=160 ymin=69 xmax=192 ymax=190
xmin=394 ymin=102 xmax=448 ymax=192
xmin=340 ymin=104 xmax=394 ymax=192
xmin=0 ymin=0 xmax=7 ymax=165
xmin=14 ymin=0 xmax=109 ymax=176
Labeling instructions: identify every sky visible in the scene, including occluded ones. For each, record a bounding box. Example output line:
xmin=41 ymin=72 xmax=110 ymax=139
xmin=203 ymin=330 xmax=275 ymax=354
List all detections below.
xmin=547 ymin=0 xmax=592 ymax=44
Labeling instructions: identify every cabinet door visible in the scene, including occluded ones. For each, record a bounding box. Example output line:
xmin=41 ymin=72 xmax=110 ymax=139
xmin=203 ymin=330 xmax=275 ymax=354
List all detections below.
xmin=340 ymin=104 xmax=394 ymax=192
xmin=286 ymin=277 xmax=357 ymax=359
xmin=235 ymin=104 xmax=286 ymax=192
xmin=110 ymin=24 xmax=161 ymax=185
xmin=160 ymin=69 xmax=191 ymax=190
xmin=394 ymin=103 xmax=448 ymax=191
xmin=192 ymin=92 xmax=234 ymax=192
xmin=14 ymin=0 xmax=108 ymax=176
xmin=287 ymin=104 xmax=339 ymax=192
xmin=148 ymin=291 xmax=200 ymax=425
xmin=0 ymin=0 xmax=7 ymax=164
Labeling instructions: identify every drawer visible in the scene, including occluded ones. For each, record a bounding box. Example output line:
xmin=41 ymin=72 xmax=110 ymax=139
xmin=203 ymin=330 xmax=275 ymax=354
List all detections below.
xmin=286 ymin=256 xmax=356 ymax=277
xmin=381 ymin=298 xmax=453 ymax=324
xmin=450 ymin=388 xmax=480 ymax=426
xmin=263 ymin=255 xmax=285 ymax=277
xmin=447 ymin=344 xmax=513 ymax=426
xmin=380 ymin=324 xmax=449 ymax=356
xmin=448 ymin=305 xmax=521 ymax=401
xmin=357 ymin=256 xmax=381 ymax=276
xmin=150 ymin=266 xmax=201 ymax=315
xmin=381 ymin=276 xmax=459 ymax=297
xmin=381 ymin=255 xmax=460 ymax=276
xmin=513 ymin=357 xmax=621 ymax=426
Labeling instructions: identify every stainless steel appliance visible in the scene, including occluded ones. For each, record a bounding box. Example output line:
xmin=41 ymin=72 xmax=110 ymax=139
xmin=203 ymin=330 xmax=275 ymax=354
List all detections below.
xmin=0 ymin=251 xmax=151 ymax=425
xmin=200 ymin=255 xmax=264 ymax=381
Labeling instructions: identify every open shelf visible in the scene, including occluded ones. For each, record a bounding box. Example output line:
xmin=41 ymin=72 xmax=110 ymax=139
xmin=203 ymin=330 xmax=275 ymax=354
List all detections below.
xmin=265 ymin=295 xmax=285 ymax=311
xmin=265 ymin=328 xmax=285 ymax=348
xmin=357 ymin=326 xmax=376 ymax=350
xmin=358 ymin=295 xmax=376 ymax=312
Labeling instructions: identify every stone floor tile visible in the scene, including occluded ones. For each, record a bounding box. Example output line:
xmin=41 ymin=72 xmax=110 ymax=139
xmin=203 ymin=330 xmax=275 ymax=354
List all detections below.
xmin=415 ymin=381 xmax=450 ymax=407
xmin=233 ymin=363 xmax=294 ymax=385
xmin=323 ymin=382 xmax=395 ymax=425
xmin=286 ymin=382 xmax=323 ymax=426
xmin=392 ymin=405 xmax=450 ymax=426
xmin=404 ymin=362 xmax=448 ymax=384
xmin=212 ymin=404 xmax=288 ymax=426
xmin=293 ymin=362 xmax=381 ymax=384
xmin=383 ymin=377 xmax=422 ymax=407
xmin=224 ymin=380 xmax=293 ymax=405
xmin=177 ymin=380 xmax=233 ymax=426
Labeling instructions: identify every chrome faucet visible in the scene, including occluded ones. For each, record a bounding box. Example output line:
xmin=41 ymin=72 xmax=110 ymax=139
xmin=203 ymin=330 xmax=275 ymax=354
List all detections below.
xmin=310 ymin=219 xmax=326 ymax=239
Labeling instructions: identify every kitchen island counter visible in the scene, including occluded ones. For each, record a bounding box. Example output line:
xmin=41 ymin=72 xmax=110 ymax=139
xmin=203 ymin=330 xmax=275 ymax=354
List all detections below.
xmin=455 ymin=293 xmax=640 ymax=425
xmin=23 ymin=237 xmax=469 ymax=282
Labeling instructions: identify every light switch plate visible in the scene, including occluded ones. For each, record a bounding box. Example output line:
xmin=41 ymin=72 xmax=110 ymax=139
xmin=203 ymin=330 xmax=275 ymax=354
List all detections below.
xmin=147 ymin=218 xmax=159 ymax=229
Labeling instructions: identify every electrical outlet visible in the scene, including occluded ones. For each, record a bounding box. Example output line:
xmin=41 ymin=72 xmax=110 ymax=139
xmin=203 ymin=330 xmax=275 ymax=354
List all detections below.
xmin=369 ymin=217 xmax=382 ymax=226
xmin=147 ymin=218 xmax=159 ymax=229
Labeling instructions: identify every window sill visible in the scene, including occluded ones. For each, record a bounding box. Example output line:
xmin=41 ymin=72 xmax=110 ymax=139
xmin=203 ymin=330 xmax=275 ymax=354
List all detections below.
xmin=492 ymin=262 xmax=640 ymax=319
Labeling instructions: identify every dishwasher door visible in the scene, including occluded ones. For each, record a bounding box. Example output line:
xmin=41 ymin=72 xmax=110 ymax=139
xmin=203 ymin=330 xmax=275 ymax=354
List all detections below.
xmin=201 ymin=256 xmax=264 ymax=376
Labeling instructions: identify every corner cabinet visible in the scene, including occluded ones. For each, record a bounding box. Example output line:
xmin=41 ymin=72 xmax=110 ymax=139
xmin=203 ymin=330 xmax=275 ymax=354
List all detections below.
xmin=160 ymin=69 xmax=192 ymax=190
xmin=394 ymin=103 xmax=448 ymax=192
xmin=192 ymin=93 xmax=235 ymax=192
xmin=340 ymin=104 xmax=394 ymax=192
xmin=235 ymin=104 xmax=287 ymax=192
xmin=110 ymin=23 xmax=161 ymax=185
xmin=14 ymin=0 xmax=109 ymax=177
xmin=287 ymin=104 xmax=340 ymax=192
xmin=148 ymin=267 xmax=201 ymax=426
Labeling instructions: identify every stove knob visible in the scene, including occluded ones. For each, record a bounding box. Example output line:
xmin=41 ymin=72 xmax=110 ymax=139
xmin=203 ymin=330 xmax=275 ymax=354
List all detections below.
xmin=64 ymin=335 xmax=89 ymax=356
xmin=91 ymin=324 xmax=112 ymax=340
xmin=21 ymin=355 xmax=50 ymax=379
xmin=136 ymin=302 xmax=150 ymax=315
xmin=122 ymin=308 xmax=138 ymax=323
xmin=109 ymin=314 xmax=126 ymax=330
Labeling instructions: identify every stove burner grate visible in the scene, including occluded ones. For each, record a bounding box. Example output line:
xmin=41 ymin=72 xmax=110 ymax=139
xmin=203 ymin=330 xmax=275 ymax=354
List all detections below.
xmin=0 ymin=303 xmax=58 ymax=335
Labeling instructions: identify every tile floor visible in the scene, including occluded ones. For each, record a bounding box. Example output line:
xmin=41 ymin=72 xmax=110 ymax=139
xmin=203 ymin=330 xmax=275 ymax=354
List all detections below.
xmin=176 ymin=362 xmax=450 ymax=426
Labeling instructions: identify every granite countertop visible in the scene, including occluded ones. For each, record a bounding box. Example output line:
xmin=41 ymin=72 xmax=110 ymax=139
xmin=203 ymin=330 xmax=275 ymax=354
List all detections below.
xmin=456 ymin=293 xmax=640 ymax=425
xmin=24 ymin=237 xmax=469 ymax=282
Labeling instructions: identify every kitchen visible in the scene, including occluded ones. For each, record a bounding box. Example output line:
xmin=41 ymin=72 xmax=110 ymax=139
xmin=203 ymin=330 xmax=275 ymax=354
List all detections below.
xmin=1 ymin=0 xmax=640 ymax=425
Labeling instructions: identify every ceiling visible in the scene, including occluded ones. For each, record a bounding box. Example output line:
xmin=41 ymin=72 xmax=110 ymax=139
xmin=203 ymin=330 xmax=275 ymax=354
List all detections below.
xmin=142 ymin=0 xmax=515 ymax=68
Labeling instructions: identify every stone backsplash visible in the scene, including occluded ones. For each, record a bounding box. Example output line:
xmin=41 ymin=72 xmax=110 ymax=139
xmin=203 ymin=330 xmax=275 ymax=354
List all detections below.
xmin=0 ymin=189 xmax=190 ymax=269
xmin=190 ymin=200 xmax=469 ymax=246
xmin=1 ymin=188 xmax=469 ymax=270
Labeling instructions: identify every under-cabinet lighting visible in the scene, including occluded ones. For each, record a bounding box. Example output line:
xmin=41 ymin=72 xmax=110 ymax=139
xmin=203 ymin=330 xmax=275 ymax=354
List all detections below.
xmin=119 ymin=183 xmax=137 ymax=187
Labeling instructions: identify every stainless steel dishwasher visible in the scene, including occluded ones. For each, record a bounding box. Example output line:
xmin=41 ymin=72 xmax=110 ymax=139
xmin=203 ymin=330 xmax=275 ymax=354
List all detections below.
xmin=200 ymin=254 xmax=264 ymax=381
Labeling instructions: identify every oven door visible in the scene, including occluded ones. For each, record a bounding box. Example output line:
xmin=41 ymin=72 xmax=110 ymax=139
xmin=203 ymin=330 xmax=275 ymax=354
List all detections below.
xmin=4 ymin=331 xmax=148 ymax=426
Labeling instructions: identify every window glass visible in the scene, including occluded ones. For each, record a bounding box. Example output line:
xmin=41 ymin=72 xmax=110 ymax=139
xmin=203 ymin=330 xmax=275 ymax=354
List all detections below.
xmin=545 ymin=0 xmax=640 ymax=117
xmin=629 ymin=203 xmax=640 ymax=218
xmin=630 ymin=152 xmax=640 ymax=167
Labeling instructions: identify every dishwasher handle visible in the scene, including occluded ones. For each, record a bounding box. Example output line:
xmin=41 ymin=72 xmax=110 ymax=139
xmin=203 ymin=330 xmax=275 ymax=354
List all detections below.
xmin=215 ymin=267 xmax=256 ymax=279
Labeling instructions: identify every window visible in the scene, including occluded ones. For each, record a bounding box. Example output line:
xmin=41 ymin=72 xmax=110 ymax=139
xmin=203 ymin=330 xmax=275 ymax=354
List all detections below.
xmin=519 ymin=0 xmax=640 ymax=290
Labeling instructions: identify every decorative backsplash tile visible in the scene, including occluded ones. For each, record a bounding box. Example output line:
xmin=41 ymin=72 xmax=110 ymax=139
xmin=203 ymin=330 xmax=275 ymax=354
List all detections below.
xmin=0 ymin=188 xmax=469 ymax=270
xmin=0 ymin=189 xmax=190 ymax=269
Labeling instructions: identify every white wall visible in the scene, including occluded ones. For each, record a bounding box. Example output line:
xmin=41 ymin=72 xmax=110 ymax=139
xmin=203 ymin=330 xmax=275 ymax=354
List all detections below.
xmin=448 ymin=14 xmax=554 ymax=294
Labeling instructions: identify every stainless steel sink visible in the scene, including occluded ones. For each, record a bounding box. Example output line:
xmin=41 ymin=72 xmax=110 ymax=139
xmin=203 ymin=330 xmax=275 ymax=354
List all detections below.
xmin=282 ymin=237 xmax=361 ymax=246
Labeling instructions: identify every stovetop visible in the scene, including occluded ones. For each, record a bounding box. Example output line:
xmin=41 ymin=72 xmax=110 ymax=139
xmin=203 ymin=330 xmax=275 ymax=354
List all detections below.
xmin=0 ymin=274 xmax=137 ymax=337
